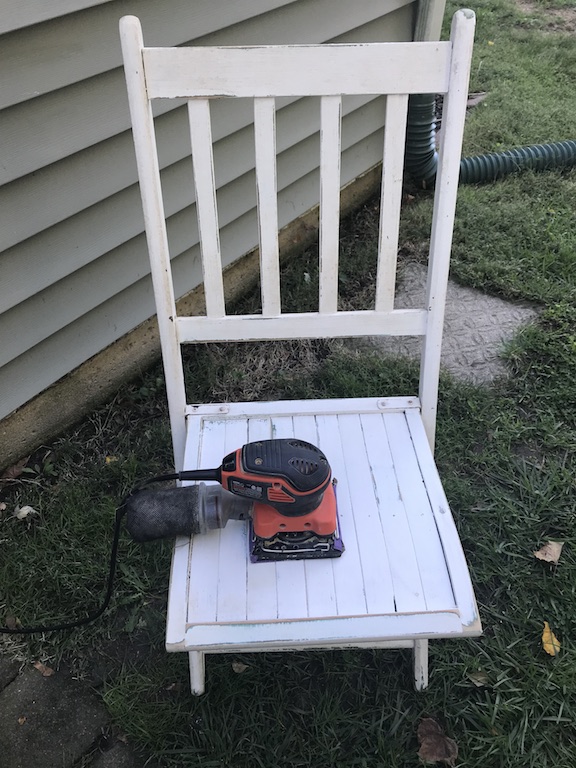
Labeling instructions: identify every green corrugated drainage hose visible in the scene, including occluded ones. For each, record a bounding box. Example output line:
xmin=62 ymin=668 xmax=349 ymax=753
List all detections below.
xmin=405 ymin=94 xmax=576 ymax=187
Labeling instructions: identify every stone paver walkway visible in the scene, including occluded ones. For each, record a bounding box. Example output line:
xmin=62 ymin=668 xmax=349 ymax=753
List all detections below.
xmin=373 ymin=262 xmax=538 ymax=384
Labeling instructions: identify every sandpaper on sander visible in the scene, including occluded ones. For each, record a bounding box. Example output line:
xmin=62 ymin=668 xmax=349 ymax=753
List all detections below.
xmin=125 ymin=438 xmax=343 ymax=562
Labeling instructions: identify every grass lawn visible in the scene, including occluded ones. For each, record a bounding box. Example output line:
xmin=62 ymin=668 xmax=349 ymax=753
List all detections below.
xmin=1 ymin=0 xmax=576 ymax=765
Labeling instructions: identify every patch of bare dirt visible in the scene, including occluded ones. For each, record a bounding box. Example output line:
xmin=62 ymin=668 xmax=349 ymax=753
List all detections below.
xmin=514 ymin=0 xmax=576 ymax=33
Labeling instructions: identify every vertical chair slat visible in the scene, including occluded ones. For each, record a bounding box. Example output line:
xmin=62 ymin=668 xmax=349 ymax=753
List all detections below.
xmin=254 ymin=97 xmax=281 ymax=317
xmin=188 ymin=99 xmax=226 ymax=318
xmin=319 ymin=95 xmax=342 ymax=315
xmin=375 ymin=93 xmax=409 ymax=312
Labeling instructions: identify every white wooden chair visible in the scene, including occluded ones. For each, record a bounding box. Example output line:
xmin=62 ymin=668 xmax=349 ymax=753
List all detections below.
xmin=120 ymin=9 xmax=481 ymax=695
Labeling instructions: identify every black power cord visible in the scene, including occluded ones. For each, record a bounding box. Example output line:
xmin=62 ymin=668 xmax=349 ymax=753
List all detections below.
xmin=0 ymin=473 xmax=180 ymax=635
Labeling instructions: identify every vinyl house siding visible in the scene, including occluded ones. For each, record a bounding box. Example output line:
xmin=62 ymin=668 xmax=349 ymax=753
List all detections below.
xmin=0 ymin=0 xmax=445 ymax=468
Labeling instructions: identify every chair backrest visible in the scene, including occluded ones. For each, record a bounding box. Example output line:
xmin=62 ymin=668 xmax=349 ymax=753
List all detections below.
xmin=120 ymin=10 xmax=475 ymax=470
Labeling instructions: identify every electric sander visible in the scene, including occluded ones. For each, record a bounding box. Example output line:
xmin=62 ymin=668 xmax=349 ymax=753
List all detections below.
xmin=125 ymin=438 xmax=343 ymax=562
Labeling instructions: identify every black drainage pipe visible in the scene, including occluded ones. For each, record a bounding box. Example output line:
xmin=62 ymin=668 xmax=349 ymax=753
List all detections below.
xmin=405 ymin=94 xmax=576 ymax=187
xmin=405 ymin=94 xmax=439 ymax=188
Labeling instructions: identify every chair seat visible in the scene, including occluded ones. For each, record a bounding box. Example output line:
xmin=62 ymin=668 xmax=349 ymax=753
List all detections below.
xmin=166 ymin=396 xmax=481 ymax=653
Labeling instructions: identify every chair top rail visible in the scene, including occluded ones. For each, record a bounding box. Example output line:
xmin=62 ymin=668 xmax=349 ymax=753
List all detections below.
xmin=141 ymin=41 xmax=451 ymax=99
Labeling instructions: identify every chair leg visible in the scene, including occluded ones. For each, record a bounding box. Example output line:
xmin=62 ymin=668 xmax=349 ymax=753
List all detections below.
xmin=413 ymin=639 xmax=429 ymax=690
xmin=189 ymin=651 xmax=206 ymax=695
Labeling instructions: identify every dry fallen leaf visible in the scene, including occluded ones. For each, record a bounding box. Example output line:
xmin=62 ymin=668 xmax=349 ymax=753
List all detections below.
xmin=467 ymin=670 xmax=489 ymax=687
xmin=417 ymin=718 xmax=459 ymax=766
xmin=1 ymin=458 xmax=29 ymax=482
xmin=5 ymin=616 xmax=21 ymax=630
xmin=542 ymin=622 xmax=561 ymax=656
xmin=534 ymin=541 xmax=564 ymax=565
xmin=33 ymin=661 xmax=55 ymax=677
xmin=13 ymin=505 xmax=38 ymax=520
xmin=18 ymin=716 xmax=27 ymax=726
xmin=231 ymin=661 xmax=249 ymax=674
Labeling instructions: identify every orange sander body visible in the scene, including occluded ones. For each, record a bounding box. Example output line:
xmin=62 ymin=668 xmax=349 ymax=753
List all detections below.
xmin=179 ymin=438 xmax=343 ymax=562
